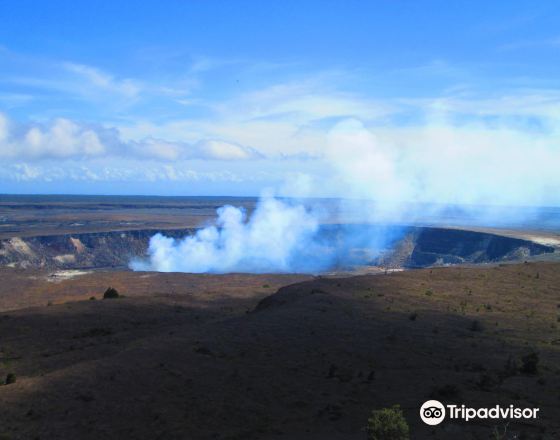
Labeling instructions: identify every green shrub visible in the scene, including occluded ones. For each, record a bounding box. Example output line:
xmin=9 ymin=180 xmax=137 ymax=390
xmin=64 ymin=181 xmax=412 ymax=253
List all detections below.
xmin=470 ymin=320 xmax=484 ymax=332
xmin=366 ymin=405 xmax=410 ymax=440
xmin=435 ymin=383 xmax=459 ymax=398
xmin=520 ymin=351 xmax=539 ymax=375
xmin=492 ymin=423 xmax=510 ymax=440
xmin=103 ymin=287 xmax=120 ymax=299
xmin=5 ymin=373 xmax=16 ymax=385
xmin=503 ymin=355 xmax=519 ymax=377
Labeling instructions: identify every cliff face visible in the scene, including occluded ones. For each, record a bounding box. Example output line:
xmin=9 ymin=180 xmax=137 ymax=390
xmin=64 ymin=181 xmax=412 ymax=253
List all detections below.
xmin=0 ymin=226 xmax=554 ymax=270
xmin=0 ymin=229 xmax=196 ymax=270
xmin=404 ymin=227 xmax=554 ymax=267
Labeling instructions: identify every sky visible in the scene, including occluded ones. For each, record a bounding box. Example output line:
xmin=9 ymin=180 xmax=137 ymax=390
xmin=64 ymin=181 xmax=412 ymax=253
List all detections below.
xmin=1 ymin=1 xmax=560 ymax=204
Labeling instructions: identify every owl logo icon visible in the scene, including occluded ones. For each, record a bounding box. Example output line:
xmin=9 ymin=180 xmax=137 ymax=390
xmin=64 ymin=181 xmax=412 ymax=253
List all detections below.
xmin=420 ymin=400 xmax=446 ymax=425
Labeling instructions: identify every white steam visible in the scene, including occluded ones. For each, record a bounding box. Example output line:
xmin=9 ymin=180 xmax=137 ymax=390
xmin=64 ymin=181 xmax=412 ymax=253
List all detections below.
xmin=326 ymin=119 xmax=560 ymax=210
xmin=130 ymin=196 xmax=328 ymax=273
xmin=132 ymin=118 xmax=560 ymax=274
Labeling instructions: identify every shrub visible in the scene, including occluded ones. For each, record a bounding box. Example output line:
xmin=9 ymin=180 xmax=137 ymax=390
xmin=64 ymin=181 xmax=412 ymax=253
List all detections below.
xmin=492 ymin=423 xmax=510 ymax=440
xmin=477 ymin=373 xmax=500 ymax=391
xmin=103 ymin=287 xmax=120 ymax=299
xmin=435 ymin=384 xmax=459 ymax=398
xmin=520 ymin=351 xmax=539 ymax=375
xmin=5 ymin=373 xmax=16 ymax=385
xmin=470 ymin=320 xmax=484 ymax=332
xmin=502 ymin=355 xmax=519 ymax=378
xmin=366 ymin=405 xmax=410 ymax=440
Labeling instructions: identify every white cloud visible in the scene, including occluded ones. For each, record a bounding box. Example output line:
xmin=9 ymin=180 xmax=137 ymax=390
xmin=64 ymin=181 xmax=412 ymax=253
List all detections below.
xmin=0 ymin=116 xmax=106 ymax=159
xmin=2 ymin=52 xmax=560 ymax=205
xmin=194 ymin=139 xmax=262 ymax=161
xmin=7 ymin=163 xmax=41 ymax=181
xmin=0 ymin=161 xmax=264 ymax=184
xmin=0 ymin=113 xmax=8 ymax=143
xmin=117 ymin=78 xmax=554 ymax=161
xmin=129 ymin=138 xmax=184 ymax=161
xmin=324 ymin=119 xmax=560 ymax=208
xmin=230 ymin=82 xmax=391 ymax=123
xmin=63 ymin=62 xmax=141 ymax=98
xmin=0 ymin=113 xmax=262 ymax=162
xmin=116 ymin=78 xmax=392 ymax=159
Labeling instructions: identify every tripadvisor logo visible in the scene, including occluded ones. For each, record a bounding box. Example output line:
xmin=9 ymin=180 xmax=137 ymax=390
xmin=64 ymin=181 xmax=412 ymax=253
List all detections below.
xmin=420 ymin=400 xmax=446 ymax=425
xmin=420 ymin=400 xmax=539 ymax=425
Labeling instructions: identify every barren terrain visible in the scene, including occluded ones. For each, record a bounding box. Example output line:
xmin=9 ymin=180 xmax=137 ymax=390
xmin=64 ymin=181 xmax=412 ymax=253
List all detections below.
xmin=1 ymin=196 xmax=559 ymax=439
xmin=1 ymin=262 xmax=559 ymax=439
xmin=0 ymin=195 xmax=256 ymax=239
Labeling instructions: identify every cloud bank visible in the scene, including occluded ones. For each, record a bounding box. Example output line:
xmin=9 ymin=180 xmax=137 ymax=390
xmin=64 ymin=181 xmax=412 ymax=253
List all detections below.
xmin=0 ymin=113 xmax=261 ymax=162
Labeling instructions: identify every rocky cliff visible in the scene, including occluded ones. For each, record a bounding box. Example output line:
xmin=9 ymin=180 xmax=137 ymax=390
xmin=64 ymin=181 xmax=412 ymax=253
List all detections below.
xmin=0 ymin=226 xmax=554 ymax=271
xmin=0 ymin=229 xmax=195 ymax=270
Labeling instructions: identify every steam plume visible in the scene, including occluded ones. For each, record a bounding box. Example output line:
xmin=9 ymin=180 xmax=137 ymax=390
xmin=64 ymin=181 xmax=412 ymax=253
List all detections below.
xmin=132 ymin=118 xmax=560 ymax=273
xmin=130 ymin=196 xmax=332 ymax=273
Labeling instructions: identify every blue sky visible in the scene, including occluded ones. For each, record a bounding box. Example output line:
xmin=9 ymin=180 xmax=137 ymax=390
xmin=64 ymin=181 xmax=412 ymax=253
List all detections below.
xmin=1 ymin=1 xmax=559 ymax=205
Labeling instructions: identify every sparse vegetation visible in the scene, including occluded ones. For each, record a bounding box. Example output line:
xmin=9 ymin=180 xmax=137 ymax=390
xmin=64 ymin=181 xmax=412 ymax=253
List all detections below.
xmin=477 ymin=373 xmax=500 ymax=391
xmin=492 ymin=423 xmax=510 ymax=440
xmin=1 ymin=259 xmax=559 ymax=438
xmin=502 ymin=355 xmax=519 ymax=378
xmin=520 ymin=351 xmax=539 ymax=375
xmin=103 ymin=287 xmax=120 ymax=299
xmin=5 ymin=373 xmax=16 ymax=385
xmin=470 ymin=319 xmax=484 ymax=332
xmin=435 ymin=383 xmax=459 ymax=398
xmin=75 ymin=327 xmax=113 ymax=338
xmin=366 ymin=405 xmax=410 ymax=440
